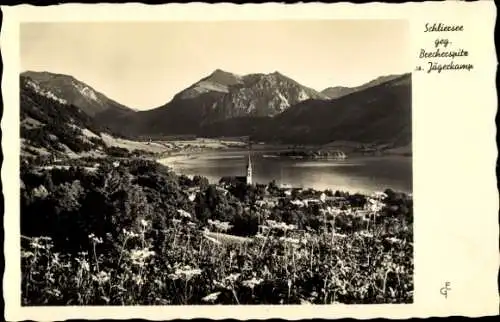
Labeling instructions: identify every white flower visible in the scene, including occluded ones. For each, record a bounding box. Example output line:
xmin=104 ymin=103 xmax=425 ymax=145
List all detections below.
xmin=52 ymin=252 xmax=61 ymax=265
xmin=92 ymin=271 xmax=110 ymax=284
xmin=177 ymin=209 xmax=192 ymax=219
xmin=357 ymin=231 xmax=373 ymax=238
xmin=140 ymin=219 xmax=150 ymax=228
xmin=385 ymin=237 xmax=402 ymax=244
xmin=266 ymin=219 xmax=277 ymax=227
xmin=30 ymin=239 xmax=44 ymax=249
xmin=21 ymin=251 xmax=34 ymax=258
xmin=267 ymin=220 xmax=295 ymax=231
xmin=169 ymin=266 xmax=202 ymax=281
xmin=132 ymin=274 xmax=144 ymax=286
xmin=242 ymin=277 xmax=263 ymax=289
xmin=88 ymin=233 xmax=103 ymax=244
xmin=122 ymin=229 xmax=139 ymax=239
xmin=130 ymin=248 xmax=156 ymax=267
xmin=224 ymin=273 xmax=241 ymax=283
xmin=202 ymin=291 xmax=221 ymax=303
xmin=81 ymin=261 xmax=90 ymax=272
xmin=279 ymin=237 xmax=300 ymax=244
xmin=47 ymin=288 xmax=62 ymax=298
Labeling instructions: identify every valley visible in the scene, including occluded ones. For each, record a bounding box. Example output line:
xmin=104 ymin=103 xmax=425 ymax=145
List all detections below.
xmin=19 ymin=68 xmax=413 ymax=305
xmin=20 ymin=69 xmax=411 ymax=149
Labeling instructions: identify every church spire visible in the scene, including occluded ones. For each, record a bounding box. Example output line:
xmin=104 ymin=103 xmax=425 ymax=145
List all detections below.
xmin=246 ymin=143 xmax=252 ymax=185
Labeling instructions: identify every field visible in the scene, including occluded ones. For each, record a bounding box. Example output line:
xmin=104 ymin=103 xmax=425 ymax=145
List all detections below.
xmin=101 ymin=134 xmax=247 ymax=155
xmin=20 ymin=158 xmax=413 ymax=305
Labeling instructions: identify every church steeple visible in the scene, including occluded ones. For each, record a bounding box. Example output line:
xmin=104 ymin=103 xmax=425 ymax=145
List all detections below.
xmin=246 ymin=145 xmax=253 ymax=185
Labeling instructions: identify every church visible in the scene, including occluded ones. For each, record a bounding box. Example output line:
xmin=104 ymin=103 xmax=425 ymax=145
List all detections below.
xmin=234 ymin=151 xmax=253 ymax=185
xmin=218 ymin=144 xmax=254 ymax=187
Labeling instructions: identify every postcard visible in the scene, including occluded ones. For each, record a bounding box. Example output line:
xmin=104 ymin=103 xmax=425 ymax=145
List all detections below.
xmin=1 ymin=2 xmax=498 ymax=320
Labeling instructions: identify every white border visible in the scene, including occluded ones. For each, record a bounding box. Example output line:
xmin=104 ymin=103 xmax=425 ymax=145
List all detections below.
xmin=2 ymin=2 xmax=498 ymax=320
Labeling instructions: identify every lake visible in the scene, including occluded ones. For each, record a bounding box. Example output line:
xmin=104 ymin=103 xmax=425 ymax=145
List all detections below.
xmin=160 ymin=150 xmax=412 ymax=194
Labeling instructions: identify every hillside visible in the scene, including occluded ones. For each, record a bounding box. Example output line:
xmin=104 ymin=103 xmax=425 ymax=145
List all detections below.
xmin=253 ymin=73 xmax=412 ymax=146
xmin=20 ymin=70 xmax=411 ymax=148
xmin=21 ymin=71 xmax=136 ymax=135
xmin=321 ymin=74 xmax=406 ymax=99
xmin=20 ymin=75 xmax=108 ymax=158
xmin=20 ymin=75 xmax=167 ymax=160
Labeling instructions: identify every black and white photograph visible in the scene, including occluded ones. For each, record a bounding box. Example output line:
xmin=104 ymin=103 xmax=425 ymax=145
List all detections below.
xmin=17 ymin=19 xmax=414 ymax=306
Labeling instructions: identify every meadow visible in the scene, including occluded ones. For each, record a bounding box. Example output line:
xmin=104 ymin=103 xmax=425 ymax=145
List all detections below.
xmin=21 ymin=157 xmax=413 ymax=305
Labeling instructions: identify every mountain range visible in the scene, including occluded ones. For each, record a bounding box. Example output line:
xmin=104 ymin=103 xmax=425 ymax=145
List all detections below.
xmin=20 ymin=69 xmax=412 ymax=148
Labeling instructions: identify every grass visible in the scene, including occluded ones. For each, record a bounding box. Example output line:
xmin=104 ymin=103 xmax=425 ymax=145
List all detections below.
xmin=21 ymin=193 xmax=413 ymax=305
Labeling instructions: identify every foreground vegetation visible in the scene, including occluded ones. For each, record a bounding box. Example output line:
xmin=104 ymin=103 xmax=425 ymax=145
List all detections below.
xmin=21 ymin=157 xmax=413 ymax=305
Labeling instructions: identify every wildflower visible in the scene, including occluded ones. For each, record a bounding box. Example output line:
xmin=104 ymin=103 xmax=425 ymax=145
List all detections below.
xmin=224 ymin=273 xmax=241 ymax=283
xmin=30 ymin=239 xmax=44 ymax=250
xmin=140 ymin=219 xmax=150 ymax=228
xmin=47 ymin=288 xmax=62 ymax=298
xmin=132 ymin=274 xmax=144 ymax=286
xmin=75 ymin=257 xmax=90 ymax=272
xmin=130 ymin=248 xmax=156 ymax=267
xmin=51 ymin=252 xmax=61 ymax=265
xmin=357 ymin=231 xmax=373 ymax=238
xmin=202 ymin=291 xmax=221 ymax=303
xmin=154 ymin=278 xmax=164 ymax=287
xmin=21 ymin=251 xmax=34 ymax=258
xmin=266 ymin=219 xmax=277 ymax=227
xmin=208 ymin=219 xmax=233 ymax=232
xmin=177 ymin=209 xmax=192 ymax=219
xmin=32 ymin=185 xmax=49 ymax=199
xmin=242 ymin=277 xmax=263 ymax=290
xmin=88 ymin=233 xmax=103 ymax=244
xmin=122 ymin=229 xmax=139 ymax=239
xmin=267 ymin=220 xmax=294 ymax=231
xmin=169 ymin=265 xmax=202 ymax=281
xmin=258 ymin=225 xmax=270 ymax=232
xmin=279 ymin=237 xmax=300 ymax=244
xmin=386 ymin=237 xmax=402 ymax=244
xmin=214 ymin=220 xmax=233 ymax=232
xmin=92 ymin=271 xmax=110 ymax=284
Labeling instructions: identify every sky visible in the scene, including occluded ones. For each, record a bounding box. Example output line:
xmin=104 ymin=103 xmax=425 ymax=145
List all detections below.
xmin=21 ymin=20 xmax=410 ymax=110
